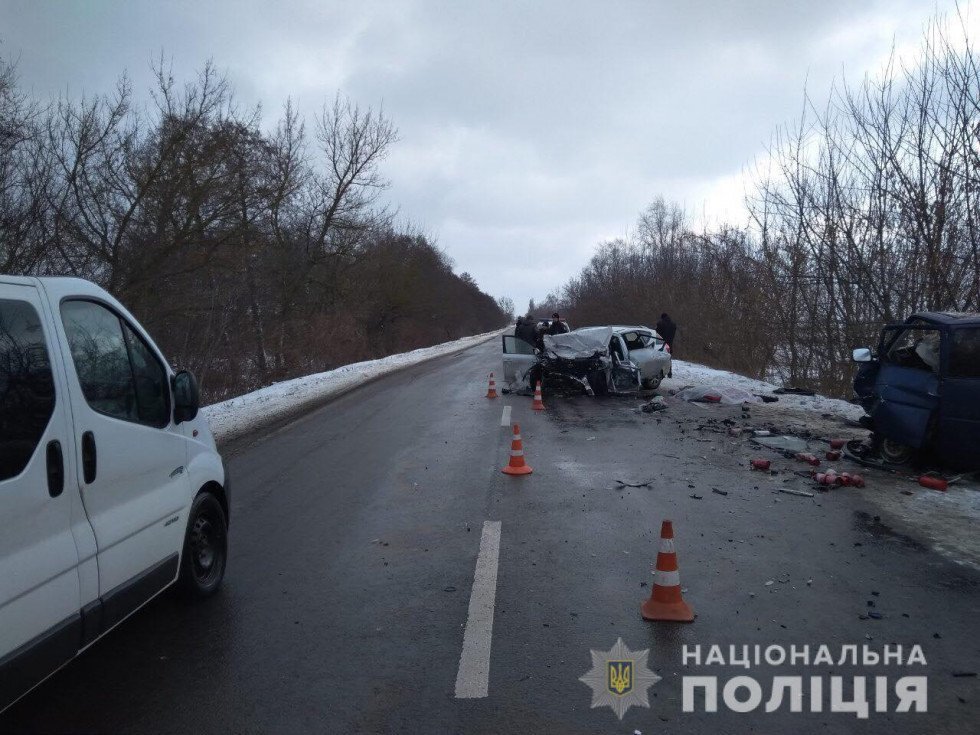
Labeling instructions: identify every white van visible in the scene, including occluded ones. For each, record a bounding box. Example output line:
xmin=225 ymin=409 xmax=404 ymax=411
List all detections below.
xmin=0 ymin=276 xmax=228 ymax=712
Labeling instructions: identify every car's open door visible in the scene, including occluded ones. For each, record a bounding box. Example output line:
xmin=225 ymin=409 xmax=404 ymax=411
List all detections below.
xmin=501 ymin=335 xmax=537 ymax=387
xmin=870 ymin=325 xmax=942 ymax=449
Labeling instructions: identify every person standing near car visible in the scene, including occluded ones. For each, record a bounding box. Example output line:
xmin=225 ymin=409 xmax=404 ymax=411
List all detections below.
xmin=656 ymin=313 xmax=676 ymax=352
xmin=548 ymin=312 xmax=570 ymax=335
xmin=656 ymin=312 xmax=676 ymax=377
xmin=515 ymin=316 xmax=537 ymax=346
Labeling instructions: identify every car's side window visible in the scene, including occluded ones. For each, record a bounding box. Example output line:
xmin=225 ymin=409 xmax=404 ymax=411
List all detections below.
xmin=0 ymin=299 xmax=56 ymax=482
xmin=639 ymin=333 xmax=660 ymax=349
xmin=61 ymin=300 xmax=169 ymax=427
xmin=122 ymin=321 xmax=169 ymax=426
xmin=503 ymin=335 xmax=535 ymax=355
xmin=61 ymin=300 xmax=138 ymax=422
xmin=622 ymin=332 xmax=643 ymax=351
xmin=950 ymin=328 xmax=980 ymax=379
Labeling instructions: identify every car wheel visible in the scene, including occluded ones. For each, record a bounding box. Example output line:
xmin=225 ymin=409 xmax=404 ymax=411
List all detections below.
xmin=643 ymin=376 xmax=662 ymax=390
xmin=177 ymin=492 xmax=228 ymax=599
xmin=876 ymin=436 xmax=915 ymax=466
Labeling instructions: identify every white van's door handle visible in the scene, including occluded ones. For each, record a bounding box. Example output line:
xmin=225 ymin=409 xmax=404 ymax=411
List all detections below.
xmin=46 ymin=440 xmax=65 ymax=497
xmin=81 ymin=431 xmax=97 ymax=484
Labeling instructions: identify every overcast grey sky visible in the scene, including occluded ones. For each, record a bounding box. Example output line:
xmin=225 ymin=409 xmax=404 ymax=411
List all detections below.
xmin=0 ymin=0 xmax=968 ymax=311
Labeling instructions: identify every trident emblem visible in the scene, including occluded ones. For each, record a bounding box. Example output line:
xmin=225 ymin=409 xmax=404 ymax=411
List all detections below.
xmin=607 ymin=660 xmax=633 ymax=696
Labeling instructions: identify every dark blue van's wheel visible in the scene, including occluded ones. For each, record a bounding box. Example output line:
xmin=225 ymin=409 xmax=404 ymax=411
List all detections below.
xmin=178 ymin=492 xmax=227 ymax=598
xmin=877 ymin=436 xmax=914 ymax=466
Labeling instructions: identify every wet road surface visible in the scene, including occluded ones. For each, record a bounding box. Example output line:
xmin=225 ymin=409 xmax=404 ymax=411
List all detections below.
xmin=2 ymin=340 xmax=979 ymax=733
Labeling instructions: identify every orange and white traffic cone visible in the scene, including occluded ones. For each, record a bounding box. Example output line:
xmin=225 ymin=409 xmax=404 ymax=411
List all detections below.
xmin=486 ymin=372 xmax=498 ymax=399
xmin=532 ymin=380 xmax=545 ymax=411
xmin=641 ymin=520 xmax=694 ymax=622
xmin=502 ymin=423 xmax=533 ymax=476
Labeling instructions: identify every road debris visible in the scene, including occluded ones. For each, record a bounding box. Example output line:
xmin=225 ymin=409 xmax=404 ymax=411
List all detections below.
xmin=750 ymin=459 xmax=771 ymax=471
xmin=712 ymin=488 xmax=728 ymax=496
xmin=918 ymin=474 xmax=949 ymax=491
xmin=676 ymin=385 xmax=762 ymax=404
xmin=640 ymin=396 xmax=667 ymax=413
xmin=780 ymin=488 xmax=814 ymax=498
xmin=753 ymin=435 xmax=808 ymax=453
xmin=795 ymin=452 xmax=821 ymax=466
xmin=617 ymin=478 xmax=654 ymax=488
xmin=814 ymin=470 xmax=866 ymax=487
xmin=774 ymin=386 xmax=816 ymax=396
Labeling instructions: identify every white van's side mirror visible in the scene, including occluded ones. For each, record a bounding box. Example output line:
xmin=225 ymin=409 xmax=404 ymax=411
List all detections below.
xmin=852 ymin=347 xmax=873 ymax=363
xmin=173 ymin=370 xmax=201 ymax=423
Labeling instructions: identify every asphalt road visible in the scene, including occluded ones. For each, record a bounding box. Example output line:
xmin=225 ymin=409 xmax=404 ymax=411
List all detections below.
xmin=3 ymin=340 xmax=979 ymax=733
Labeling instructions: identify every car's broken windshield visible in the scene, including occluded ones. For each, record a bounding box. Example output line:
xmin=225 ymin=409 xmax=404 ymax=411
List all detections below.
xmin=883 ymin=326 xmax=942 ymax=373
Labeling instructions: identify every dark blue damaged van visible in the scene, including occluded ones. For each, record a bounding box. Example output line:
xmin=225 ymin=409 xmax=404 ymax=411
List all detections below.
xmin=852 ymin=311 xmax=980 ymax=468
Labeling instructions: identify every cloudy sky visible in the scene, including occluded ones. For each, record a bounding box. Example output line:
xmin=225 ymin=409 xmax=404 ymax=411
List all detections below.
xmin=1 ymin=0 xmax=972 ymax=310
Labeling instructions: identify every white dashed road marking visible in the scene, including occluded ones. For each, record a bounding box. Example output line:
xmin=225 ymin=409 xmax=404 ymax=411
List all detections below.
xmin=500 ymin=405 xmax=511 ymax=427
xmin=454 ymin=520 xmax=502 ymax=699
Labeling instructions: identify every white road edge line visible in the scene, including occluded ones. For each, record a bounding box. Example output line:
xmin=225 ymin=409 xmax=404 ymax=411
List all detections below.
xmin=454 ymin=520 xmax=502 ymax=699
xmin=500 ymin=405 xmax=512 ymax=427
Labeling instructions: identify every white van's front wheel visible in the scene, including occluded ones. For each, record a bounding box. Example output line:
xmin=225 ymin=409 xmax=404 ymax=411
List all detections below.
xmin=178 ymin=492 xmax=228 ymax=598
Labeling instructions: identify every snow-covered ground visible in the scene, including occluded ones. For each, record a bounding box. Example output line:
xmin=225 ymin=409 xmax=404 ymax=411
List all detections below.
xmin=661 ymin=359 xmax=865 ymax=422
xmin=203 ymin=328 xmax=505 ymax=443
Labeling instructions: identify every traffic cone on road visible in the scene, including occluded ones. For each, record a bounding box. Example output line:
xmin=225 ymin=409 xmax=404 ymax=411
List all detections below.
xmin=502 ymin=423 xmax=533 ymax=476
xmin=532 ymin=380 xmax=545 ymax=411
xmin=486 ymin=373 xmax=498 ymax=399
xmin=641 ymin=520 xmax=695 ymax=622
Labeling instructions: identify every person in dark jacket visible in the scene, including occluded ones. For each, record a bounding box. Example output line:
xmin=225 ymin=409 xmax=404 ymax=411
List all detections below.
xmin=656 ymin=313 xmax=676 ymax=377
xmin=655 ymin=313 xmax=676 ymax=350
xmin=548 ymin=312 xmax=570 ymax=336
xmin=515 ymin=316 xmax=537 ymax=346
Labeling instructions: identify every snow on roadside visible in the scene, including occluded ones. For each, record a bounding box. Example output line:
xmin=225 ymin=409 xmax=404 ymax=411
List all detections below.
xmin=203 ymin=328 xmax=505 ymax=443
xmin=661 ymin=359 xmax=865 ymax=422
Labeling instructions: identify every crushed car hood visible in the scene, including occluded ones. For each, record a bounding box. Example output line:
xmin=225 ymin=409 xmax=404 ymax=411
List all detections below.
xmin=543 ymin=327 xmax=612 ymax=359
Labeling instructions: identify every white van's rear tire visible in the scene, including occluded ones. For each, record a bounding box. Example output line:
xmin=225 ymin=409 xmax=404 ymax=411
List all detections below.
xmin=177 ymin=492 xmax=228 ymax=599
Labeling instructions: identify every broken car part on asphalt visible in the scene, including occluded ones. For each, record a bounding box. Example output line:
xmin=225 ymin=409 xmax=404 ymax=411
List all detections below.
xmin=674 ymin=385 xmax=762 ymax=405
